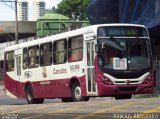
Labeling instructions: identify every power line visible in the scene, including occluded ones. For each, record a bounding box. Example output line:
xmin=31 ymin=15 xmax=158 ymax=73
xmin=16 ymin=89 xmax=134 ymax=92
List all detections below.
xmin=0 ymin=0 xmax=15 ymax=9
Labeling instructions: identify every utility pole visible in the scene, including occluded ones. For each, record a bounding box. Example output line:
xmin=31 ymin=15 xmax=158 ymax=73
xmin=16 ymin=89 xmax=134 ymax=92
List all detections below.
xmin=0 ymin=0 xmax=18 ymax=44
xmin=15 ymin=0 xmax=18 ymax=44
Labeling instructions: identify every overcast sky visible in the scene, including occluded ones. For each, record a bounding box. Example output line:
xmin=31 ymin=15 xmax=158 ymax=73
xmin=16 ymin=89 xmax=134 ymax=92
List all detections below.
xmin=0 ymin=0 xmax=62 ymax=21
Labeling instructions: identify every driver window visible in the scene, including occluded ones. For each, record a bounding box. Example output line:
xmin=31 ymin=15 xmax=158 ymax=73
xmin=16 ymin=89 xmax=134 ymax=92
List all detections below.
xmin=103 ymin=46 xmax=117 ymax=65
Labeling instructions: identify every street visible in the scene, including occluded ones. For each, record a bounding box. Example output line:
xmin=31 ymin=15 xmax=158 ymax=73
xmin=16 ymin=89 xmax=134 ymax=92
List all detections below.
xmin=0 ymin=85 xmax=160 ymax=119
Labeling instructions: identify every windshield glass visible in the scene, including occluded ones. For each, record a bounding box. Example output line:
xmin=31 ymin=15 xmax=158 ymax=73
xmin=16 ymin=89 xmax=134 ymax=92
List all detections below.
xmin=98 ymin=38 xmax=151 ymax=70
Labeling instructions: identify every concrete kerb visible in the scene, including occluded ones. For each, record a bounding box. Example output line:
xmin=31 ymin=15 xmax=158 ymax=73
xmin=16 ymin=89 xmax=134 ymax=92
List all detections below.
xmin=0 ymin=80 xmax=3 ymax=85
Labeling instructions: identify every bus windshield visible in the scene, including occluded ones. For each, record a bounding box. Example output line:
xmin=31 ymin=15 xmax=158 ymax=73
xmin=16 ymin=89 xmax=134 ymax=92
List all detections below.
xmin=98 ymin=37 xmax=151 ymax=70
xmin=97 ymin=26 xmax=151 ymax=71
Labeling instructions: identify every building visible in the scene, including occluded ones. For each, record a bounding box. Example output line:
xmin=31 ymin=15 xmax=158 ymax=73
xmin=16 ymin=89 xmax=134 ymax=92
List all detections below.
xmin=17 ymin=0 xmax=28 ymax=21
xmin=33 ymin=0 xmax=46 ymax=21
xmin=0 ymin=21 xmax=36 ymax=80
xmin=0 ymin=21 xmax=36 ymax=60
xmin=37 ymin=9 xmax=90 ymax=36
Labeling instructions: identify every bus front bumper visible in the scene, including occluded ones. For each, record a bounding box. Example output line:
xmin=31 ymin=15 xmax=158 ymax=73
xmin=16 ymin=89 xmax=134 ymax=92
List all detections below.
xmin=97 ymin=81 xmax=153 ymax=96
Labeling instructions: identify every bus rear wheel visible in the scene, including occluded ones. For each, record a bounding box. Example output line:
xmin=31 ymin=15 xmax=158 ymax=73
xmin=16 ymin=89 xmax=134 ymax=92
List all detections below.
xmin=25 ymin=85 xmax=44 ymax=104
xmin=115 ymin=94 xmax=132 ymax=100
xmin=71 ymin=83 xmax=89 ymax=102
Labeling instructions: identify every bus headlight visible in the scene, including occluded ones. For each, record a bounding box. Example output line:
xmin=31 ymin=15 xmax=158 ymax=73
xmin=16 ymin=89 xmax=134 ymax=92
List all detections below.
xmin=142 ymin=75 xmax=152 ymax=84
xmin=105 ymin=79 xmax=113 ymax=85
xmin=98 ymin=74 xmax=113 ymax=85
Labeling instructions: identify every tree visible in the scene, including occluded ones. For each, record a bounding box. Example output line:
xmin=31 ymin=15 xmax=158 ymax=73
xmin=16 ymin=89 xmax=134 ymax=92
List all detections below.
xmin=57 ymin=0 xmax=90 ymax=20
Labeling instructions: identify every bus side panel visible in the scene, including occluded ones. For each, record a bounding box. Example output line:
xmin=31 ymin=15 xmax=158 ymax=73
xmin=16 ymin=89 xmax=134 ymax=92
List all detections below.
xmin=44 ymin=78 xmax=72 ymax=98
xmin=17 ymin=83 xmax=25 ymax=98
xmin=4 ymin=72 xmax=25 ymax=98
xmin=42 ymin=75 xmax=87 ymax=98
xmin=33 ymin=82 xmax=44 ymax=98
xmin=31 ymin=78 xmax=72 ymax=98
xmin=4 ymin=72 xmax=18 ymax=97
xmin=32 ymin=76 xmax=87 ymax=98
xmin=80 ymin=75 xmax=88 ymax=97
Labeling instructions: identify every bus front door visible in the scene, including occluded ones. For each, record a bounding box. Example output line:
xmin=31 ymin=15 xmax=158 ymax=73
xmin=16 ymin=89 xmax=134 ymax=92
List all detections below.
xmin=15 ymin=55 xmax=23 ymax=97
xmin=86 ymin=40 xmax=97 ymax=96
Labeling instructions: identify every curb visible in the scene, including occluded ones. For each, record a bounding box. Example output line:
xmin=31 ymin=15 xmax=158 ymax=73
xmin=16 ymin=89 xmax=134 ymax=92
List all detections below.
xmin=0 ymin=80 xmax=3 ymax=85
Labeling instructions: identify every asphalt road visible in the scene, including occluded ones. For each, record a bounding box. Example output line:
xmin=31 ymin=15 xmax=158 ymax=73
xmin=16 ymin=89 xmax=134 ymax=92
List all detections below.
xmin=0 ymin=85 xmax=160 ymax=119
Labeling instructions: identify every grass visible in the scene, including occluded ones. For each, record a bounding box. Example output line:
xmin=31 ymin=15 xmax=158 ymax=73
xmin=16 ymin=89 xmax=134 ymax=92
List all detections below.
xmin=133 ymin=94 xmax=159 ymax=99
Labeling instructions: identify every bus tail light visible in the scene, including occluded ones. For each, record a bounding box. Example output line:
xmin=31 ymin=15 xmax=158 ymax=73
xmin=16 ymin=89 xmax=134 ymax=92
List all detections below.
xmin=98 ymin=74 xmax=113 ymax=85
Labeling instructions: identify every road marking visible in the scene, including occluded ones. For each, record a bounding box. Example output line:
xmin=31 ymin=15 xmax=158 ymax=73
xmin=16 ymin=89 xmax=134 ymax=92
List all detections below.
xmin=22 ymin=106 xmax=82 ymax=119
xmin=0 ymin=98 xmax=159 ymax=119
xmin=142 ymin=106 xmax=160 ymax=113
xmin=74 ymin=98 xmax=159 ymax=119
xmin=0 ymin=106 xmax=48 ymax=115
xmin=22 ymin=114 xmax=44 ymax=119
xmin=0 ymin=103 xmax=62 ymax=116
xmin=109 ymin=109 xmax=144 ymax=113
xmin=128 ymin=106 xmax=160 ymax=119
xmin=23 ymin=100 xmax=114 ymax=119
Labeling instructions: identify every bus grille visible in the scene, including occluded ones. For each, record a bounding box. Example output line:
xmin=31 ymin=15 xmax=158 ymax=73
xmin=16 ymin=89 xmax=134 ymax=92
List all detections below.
xmin=115 ymin=81 xmax=139 ymax=84
xmin=109 ymin=71 xmax=147 ymax=79
xmin=118 ymin=86 xmax=137 ymax=91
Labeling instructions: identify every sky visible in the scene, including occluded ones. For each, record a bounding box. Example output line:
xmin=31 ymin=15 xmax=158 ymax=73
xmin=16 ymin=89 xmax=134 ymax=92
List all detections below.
xmin=0 ymin=0 xmax=62 ymax=21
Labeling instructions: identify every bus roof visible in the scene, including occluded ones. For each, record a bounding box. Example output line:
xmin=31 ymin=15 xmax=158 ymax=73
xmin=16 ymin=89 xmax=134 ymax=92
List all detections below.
xmin=4 ymin=23 xmax=146 ymax=52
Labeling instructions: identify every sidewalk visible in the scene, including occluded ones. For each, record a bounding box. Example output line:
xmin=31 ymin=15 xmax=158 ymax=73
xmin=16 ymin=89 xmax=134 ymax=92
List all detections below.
xmin=0 ymin=84 xmax=4 ymax=92
xmin=0 ymin=80 xmax=3 ymax=85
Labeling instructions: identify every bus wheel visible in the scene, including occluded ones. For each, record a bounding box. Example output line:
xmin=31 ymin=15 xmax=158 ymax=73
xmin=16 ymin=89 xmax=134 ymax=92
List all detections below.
xmin=71 ymin=83 xmax=89 ymax=102
xmin=25 ymin=85 xmax=44 ymax=104
xmin=115 ymin=94 xmax=132 ymax=100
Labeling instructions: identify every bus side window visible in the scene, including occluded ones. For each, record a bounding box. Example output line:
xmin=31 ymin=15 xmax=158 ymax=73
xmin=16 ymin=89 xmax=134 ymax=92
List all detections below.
xmin=68 ymin=35 xmax=83 ymax=62
xmin=53 ymin=39 xmax=67 ymax=64
xmin=5 ymin=51 xmax=14 ymax=72
xmin=40 ymin=42 xmax=52 ymax=66
xmin=23 ymin=48 xmax=28 ymax=69
xmin=28 ymin=45 xmax=39 ymax=68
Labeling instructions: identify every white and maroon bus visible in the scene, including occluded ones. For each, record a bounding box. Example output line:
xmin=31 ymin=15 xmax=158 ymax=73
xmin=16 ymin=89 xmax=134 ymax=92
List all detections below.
xmin=4 ymin=24 xmax=153 ymax=104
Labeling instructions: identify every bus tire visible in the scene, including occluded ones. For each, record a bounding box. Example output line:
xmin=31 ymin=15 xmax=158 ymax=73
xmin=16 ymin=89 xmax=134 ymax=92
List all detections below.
xmin=115 ymin=94 xmax=132 ymax=100
xmin=25 ymin=85 xmax=44 ymax=104
xmin=71 ymin=83 xmax=90 ymax=102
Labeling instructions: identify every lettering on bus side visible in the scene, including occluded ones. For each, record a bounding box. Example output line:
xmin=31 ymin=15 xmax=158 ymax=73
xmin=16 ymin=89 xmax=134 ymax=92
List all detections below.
xmin=42 ymin=67 xmax=47 ymax=78
xmin=53 ymin=68 xmax=67 ymax=75
xmin=70 ymin=64 xmax=80 ymax=72
xmin=24 ymin=71 xmax=32 ymax=78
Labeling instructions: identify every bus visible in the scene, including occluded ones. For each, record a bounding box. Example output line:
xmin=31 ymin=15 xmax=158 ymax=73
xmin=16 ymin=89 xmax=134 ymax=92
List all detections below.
xmin=4 ymin=24 xmax=153 ymax=104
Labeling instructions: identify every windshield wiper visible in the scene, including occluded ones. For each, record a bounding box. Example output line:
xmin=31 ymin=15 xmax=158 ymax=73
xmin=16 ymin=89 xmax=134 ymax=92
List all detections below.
xmin=102 ymin=37 xmax=124 ymax=51
xmin=127 ymin=37 xmax=139 ymax=56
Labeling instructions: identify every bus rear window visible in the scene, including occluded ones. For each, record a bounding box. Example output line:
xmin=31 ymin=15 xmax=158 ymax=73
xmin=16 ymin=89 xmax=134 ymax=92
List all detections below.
xmin=5 ymin=51 xmax=14 ymax=72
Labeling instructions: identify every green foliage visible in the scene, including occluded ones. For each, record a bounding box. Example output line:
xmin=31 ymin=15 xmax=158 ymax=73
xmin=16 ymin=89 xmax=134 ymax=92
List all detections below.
xmin=57 ymin=0 xmax=90 ymax=20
